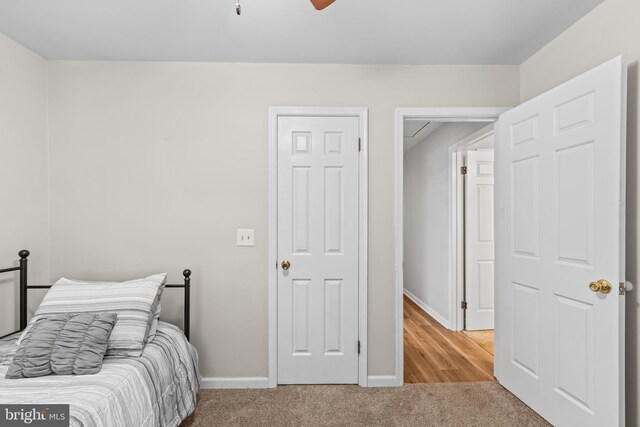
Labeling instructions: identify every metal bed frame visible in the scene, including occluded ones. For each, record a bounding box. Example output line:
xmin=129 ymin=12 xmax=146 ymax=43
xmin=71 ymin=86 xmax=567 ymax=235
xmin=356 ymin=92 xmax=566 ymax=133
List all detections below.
xmin=0 ymin=250 xmax=191 ymax=340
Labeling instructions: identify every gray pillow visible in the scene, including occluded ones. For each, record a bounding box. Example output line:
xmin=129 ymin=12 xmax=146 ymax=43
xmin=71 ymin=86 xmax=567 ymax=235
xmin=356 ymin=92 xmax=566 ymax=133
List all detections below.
xmin=6 ymin=312 xmax=117 ymax=379
xmin=19 ymin=274 xmax=166 ymax=357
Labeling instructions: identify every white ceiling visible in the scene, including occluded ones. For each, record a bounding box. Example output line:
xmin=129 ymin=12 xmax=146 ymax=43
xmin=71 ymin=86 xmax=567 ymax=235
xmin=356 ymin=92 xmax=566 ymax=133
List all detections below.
xmin=0 ymin=0 xmax=602 ymax=64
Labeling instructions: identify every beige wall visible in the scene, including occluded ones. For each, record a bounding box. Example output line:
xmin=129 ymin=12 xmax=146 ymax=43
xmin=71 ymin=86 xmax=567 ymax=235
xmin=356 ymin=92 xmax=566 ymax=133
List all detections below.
xmin=0 ymin=33 xmax=49 ymax=336
xmin=520 ymin=0 xmax=640 ymax=423
xmin=46 ymin=61 xmax=519 ymax=378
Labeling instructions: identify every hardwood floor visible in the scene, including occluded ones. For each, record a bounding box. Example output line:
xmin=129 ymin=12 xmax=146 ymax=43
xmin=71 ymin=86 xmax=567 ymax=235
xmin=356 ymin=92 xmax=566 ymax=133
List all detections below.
xmin=404 ymin=296 xmax=495 ymax=383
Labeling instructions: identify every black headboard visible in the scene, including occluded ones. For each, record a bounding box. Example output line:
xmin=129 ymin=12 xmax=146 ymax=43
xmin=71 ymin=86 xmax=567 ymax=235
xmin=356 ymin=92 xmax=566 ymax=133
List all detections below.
xmin=0 ymin=250 xmax=191 ymax=340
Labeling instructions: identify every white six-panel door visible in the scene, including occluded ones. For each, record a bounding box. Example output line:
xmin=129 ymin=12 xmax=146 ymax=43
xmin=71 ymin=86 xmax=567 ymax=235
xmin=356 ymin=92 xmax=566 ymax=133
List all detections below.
xmin=495 ymin=57 xmax=626 ymax=426
xmin=465 ymin=149 xmax=495 ymax=331
xmin=277 ymin=116 xmax=360 ymax=384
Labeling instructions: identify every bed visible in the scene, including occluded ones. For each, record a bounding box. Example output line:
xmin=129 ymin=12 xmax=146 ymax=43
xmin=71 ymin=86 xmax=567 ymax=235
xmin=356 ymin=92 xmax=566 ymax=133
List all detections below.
xmin=0 ymin=250 xmax=200 ymax=427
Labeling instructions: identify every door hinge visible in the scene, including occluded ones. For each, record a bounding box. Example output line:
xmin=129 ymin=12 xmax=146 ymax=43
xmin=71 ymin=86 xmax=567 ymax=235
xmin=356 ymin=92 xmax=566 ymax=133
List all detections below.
xmin=357 ymin=340 xmax=361 ymax=354
xmin=461 ymin=301 xmax=468 ymax=310
xmin=358 ymin=137 xmax=362 ymax=152
xmin=460 ymin=166 xmax=467 ymax=175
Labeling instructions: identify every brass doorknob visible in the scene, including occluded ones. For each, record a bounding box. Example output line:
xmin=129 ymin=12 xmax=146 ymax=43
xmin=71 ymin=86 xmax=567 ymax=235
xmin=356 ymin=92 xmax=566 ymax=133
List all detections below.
xmin=589 ymin=279 xmax=612 ymax=294
xmin=281 ymin=260 xmax=291 ymax=270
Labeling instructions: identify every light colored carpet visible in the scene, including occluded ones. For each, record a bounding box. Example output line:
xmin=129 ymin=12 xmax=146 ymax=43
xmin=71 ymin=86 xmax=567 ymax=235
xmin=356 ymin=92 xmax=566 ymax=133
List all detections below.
xmin=463 ymin=330 xmax=494 ymax=355
xmin=181 ymin=382 xmax=549 ymax=426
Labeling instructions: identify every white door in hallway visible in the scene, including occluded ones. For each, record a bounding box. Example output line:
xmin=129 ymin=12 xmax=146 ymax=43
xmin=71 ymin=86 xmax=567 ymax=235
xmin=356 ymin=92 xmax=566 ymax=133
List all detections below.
xmin=465 ymin=149 xmax=495 ymax=331
xmin=495 ymin=56 xmax=626 ymax=426
xmin=277 ymin=116 xmax=360 ymax=384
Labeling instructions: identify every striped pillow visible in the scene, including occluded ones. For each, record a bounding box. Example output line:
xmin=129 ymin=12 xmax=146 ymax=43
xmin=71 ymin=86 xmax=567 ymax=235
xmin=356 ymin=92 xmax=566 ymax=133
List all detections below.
xmin=18 ymin=274 xmax=166 ymax=357
xmin=146 ymin=283 xmax=165 ymax=343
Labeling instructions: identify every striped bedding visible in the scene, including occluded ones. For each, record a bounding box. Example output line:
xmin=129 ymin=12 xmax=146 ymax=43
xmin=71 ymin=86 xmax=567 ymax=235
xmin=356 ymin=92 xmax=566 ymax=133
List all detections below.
xmin=0 ymin=322 xmax=199 ymax=427
xmin=19 ymin=275 xmax=166 ymax=357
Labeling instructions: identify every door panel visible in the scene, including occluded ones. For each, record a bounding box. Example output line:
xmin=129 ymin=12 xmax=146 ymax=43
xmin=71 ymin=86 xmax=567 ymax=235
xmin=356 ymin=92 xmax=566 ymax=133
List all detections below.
xmin=495 ymin=56 xmax=625 ymax=426
xmin=292 ymin=167 xmax=311 ymax=253
xmin=465 ymin=149 xmax=495 ymax=330
xmin=277 ymin=116 xmax=359 ymax=384
xmin=555 ymin=142 xmax=594 ymax=266
xmin=512 ymin=282 xmax=539 ymax=378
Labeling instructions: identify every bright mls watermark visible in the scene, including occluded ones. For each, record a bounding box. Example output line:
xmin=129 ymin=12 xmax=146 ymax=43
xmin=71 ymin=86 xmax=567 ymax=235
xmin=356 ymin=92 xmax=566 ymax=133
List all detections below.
xmin=0 ymin=405 xmax=69 ymax=427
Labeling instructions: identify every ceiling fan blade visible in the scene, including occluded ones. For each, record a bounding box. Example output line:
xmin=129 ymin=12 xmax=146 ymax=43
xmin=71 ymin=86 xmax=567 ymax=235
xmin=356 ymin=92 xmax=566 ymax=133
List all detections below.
xmin=310 ymin=0 xmax=336 ymax=10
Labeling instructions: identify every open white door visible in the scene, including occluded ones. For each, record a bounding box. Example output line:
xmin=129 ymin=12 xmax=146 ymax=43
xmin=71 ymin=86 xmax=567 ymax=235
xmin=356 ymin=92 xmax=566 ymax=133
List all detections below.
xmin=495 ymin=56 xmax=626 ymax=426
xmin=465 ymin=149 xmax=495 ymax=331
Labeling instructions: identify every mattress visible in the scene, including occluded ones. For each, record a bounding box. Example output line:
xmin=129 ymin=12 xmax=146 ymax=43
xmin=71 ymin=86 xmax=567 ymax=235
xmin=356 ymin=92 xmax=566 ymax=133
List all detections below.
xmin=0 ymin=321 xmax=199 ymax=427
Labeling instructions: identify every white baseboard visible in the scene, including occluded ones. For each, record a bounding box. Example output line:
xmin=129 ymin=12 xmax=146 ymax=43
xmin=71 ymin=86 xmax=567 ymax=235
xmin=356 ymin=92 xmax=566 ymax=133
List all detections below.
xmin=201 ymin=377 xmax=271 ymax=389
xmin=202 ymin=376 xmax=399 ymax=389
xmin=403 ymin=289 xmax=451 ymax=329
xmin=367 ymin=375 xmax=400 ymax=387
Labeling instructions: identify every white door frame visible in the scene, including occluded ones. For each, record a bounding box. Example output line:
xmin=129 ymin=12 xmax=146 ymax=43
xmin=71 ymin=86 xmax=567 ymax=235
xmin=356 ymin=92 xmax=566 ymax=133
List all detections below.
xmin=394 ymin=107 xmax=509 ymax=386
xmin=268 ymin=107 xmax=369 ymax=387
xmin=450 ymin=125 xmax=496 ymax=331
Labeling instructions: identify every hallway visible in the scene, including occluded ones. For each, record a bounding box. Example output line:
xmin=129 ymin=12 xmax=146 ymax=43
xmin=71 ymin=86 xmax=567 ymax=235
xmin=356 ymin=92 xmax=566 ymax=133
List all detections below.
xmin=404 ymin=296 xmax=494 ymax=383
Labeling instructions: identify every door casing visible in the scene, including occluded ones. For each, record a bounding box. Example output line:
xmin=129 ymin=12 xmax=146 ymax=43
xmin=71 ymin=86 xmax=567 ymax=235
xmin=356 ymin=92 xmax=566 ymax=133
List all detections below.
xmin=394 ymin=107 xmax=510 ymax=386
xmin=268 ymin=107 xmax=369 ymax=387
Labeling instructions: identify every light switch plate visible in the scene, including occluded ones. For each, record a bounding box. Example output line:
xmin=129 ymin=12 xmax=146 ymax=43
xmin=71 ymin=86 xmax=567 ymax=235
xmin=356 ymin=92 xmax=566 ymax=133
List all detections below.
xmin=237 ymin=228 xmax=255 ymax=246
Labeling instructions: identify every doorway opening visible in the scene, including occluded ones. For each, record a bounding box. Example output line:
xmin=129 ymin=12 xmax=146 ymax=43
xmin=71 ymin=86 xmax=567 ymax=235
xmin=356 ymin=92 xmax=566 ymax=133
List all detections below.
xmin=395 ymin=108 xmax=508 ymax=385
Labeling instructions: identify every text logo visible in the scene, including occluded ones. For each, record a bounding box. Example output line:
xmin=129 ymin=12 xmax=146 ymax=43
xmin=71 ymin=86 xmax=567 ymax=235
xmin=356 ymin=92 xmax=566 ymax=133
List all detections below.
xmin=0 ymin=405 xmax=69 ymax=427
